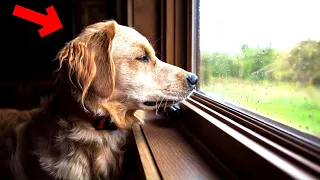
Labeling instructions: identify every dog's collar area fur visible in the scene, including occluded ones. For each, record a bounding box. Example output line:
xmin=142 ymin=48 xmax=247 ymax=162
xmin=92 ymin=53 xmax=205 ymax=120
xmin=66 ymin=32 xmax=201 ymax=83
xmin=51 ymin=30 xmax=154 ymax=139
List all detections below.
xmin=52 ymin=95 xmax=118 ymax=131
xmin=90 ymin=114 xmax=118 ymax=130
xmin=77 ymin=101 xmax=118 ymax=131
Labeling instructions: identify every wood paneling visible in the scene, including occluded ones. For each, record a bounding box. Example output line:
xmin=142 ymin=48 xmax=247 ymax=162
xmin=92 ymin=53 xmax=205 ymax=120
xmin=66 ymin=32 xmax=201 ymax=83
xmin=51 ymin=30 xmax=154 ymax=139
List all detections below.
xmin=129 ymin=0 xmax=190 ymax=66
xmin=164 ymin=0 xmax=189 ymax=68
xmin=132 ymin=0 xmax=161 ymax=59
xmin=127 ymin=0 xmax=133 ymax=27
xmin=165 ymin=0 xmax=175 ymax=65
xmin=174 ymin=0 xmax=187 ymax=69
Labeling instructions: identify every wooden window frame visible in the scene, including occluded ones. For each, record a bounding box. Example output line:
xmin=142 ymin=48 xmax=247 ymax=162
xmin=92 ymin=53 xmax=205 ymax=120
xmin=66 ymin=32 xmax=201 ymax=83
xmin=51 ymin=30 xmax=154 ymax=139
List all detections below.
xmin=128 ymin=0 xmax=320 ymax=179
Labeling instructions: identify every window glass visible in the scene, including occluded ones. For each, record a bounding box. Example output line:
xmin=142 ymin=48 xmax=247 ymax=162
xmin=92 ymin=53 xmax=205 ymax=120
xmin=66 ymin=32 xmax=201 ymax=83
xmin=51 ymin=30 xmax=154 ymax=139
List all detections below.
xmin=199 ymin=0 xmax=320 ymax=137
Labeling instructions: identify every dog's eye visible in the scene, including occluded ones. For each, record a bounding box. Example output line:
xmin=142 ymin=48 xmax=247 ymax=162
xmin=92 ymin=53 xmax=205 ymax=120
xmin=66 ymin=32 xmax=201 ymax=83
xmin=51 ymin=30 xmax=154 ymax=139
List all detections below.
xmin=136 ymin=55 xmax=149 ymax=62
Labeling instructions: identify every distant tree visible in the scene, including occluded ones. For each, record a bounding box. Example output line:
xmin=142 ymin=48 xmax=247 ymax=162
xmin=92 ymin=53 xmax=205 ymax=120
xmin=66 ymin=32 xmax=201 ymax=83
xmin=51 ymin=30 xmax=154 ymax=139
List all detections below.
xmin=285 ymin=40 xmax=320 ymax=85
xmin=200 ymin=52 xmax=239 ymax=85
xmin=200 ymin=44 xmax=276 ymax=83
xmin=260 ymin=40 xmax=320 ymax=85
xmin=237 ymin=44 xmax=275 ymax=80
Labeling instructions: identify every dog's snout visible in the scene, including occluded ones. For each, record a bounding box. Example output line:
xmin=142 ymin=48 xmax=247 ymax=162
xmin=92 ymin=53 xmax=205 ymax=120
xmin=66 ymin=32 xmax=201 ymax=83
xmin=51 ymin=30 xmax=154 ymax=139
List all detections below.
xmin=186 ymin=73 xmax=198 ymax=86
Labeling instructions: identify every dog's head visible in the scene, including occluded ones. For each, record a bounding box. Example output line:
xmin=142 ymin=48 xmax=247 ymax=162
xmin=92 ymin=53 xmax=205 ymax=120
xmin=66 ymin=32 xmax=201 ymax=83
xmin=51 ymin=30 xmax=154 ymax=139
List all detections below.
xmin=57 ymin=20 xmax=198 ymax=127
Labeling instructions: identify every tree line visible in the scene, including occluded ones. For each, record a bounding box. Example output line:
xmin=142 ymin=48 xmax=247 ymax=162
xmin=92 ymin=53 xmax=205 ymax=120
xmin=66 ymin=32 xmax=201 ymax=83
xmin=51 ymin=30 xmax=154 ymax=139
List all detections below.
xmin=200 ymin=40 xmax=320 ymax=86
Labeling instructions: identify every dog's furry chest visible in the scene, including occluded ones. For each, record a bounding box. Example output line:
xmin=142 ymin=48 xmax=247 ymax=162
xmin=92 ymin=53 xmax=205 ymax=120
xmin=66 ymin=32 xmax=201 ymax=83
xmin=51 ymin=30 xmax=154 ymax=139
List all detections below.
xmin=26 ymin=119 xmax=128 ymax=180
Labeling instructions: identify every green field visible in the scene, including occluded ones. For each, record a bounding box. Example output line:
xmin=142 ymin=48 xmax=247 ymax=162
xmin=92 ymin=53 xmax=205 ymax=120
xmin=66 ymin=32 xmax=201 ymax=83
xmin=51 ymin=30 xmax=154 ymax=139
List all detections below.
xmin=201 ymin=78 xmax=320 ymax=137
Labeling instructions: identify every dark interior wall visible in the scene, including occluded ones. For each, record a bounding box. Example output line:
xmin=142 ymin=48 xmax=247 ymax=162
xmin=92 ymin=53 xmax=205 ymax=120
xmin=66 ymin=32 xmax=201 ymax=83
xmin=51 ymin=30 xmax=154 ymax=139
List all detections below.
xmin=1 ymin=0 xmax=73 ymax=82
xmin=0 ymin=0 xmax=127 ymax=109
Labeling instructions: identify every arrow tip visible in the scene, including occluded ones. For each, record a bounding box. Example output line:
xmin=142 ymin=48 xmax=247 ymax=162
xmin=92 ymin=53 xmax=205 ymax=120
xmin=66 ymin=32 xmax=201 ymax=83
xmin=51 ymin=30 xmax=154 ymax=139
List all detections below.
xmin=38 ymin=6 xmax=63 ymax=38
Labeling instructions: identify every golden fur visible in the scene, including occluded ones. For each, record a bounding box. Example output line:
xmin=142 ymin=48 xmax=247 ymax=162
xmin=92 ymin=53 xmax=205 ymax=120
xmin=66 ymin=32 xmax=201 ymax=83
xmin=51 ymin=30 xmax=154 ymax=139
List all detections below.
xmin=0 ymin=20 xmax=195 ymax=180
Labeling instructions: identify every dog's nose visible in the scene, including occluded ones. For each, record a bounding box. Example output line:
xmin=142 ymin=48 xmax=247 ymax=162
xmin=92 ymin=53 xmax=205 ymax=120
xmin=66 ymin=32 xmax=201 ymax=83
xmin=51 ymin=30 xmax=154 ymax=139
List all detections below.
xmin=186 ymin=73 xmax=198 ymax=86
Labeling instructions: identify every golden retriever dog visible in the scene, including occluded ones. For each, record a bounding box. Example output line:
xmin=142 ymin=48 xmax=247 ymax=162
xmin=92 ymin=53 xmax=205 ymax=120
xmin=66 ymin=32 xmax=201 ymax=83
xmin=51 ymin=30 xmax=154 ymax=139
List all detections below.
xmin=0 ymin=20 xmax=198 ymax=180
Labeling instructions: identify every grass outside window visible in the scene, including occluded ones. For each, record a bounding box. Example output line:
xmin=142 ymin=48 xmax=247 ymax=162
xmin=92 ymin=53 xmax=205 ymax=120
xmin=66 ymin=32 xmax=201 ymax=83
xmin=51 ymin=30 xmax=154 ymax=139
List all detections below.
xmin=198 ymin=0 xmax=320 ymax=138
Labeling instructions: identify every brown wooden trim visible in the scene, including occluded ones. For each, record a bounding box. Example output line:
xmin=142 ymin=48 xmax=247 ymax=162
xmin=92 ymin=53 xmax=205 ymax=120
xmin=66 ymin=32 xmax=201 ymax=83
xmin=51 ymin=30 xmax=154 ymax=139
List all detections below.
xmin=127 ymin=0 xmax=133 ymax=27
xmin=129 ymin=0 xmax=189 ymax=65
xmin=165 ymin=0 xmax=175 ymax=65
xmin=191 ymin=92 xmax=320 ymax=162
xmin=131 ymin=0 xmax=161 ymax=58
xmin=187 ymin=0 xmax=199 ymax=74
xmin=181 ymin=96 xmax=320 ymax=179
xmin=132 ymin=124 xmax=161 ymax=180
xmin=160 ymin=0 xmax=166 ymax=62
xmin=180 ymin=101 xmax=306 ymax=179
xmin=186 ymin=0 xmax=193 ymax=72
xmin=162 ymin=0 xmax=189 ymax=68
xmin=174 ymin=0 xmax=187 ymax=69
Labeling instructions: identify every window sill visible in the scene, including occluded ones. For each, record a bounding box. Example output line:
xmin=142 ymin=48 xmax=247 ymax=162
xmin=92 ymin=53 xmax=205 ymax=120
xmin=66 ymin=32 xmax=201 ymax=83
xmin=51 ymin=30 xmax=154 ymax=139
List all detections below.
xmin=133 ymin=111 xmax=222 ymax=180
xmin=132 ymin=92 xmax=320 ymax=180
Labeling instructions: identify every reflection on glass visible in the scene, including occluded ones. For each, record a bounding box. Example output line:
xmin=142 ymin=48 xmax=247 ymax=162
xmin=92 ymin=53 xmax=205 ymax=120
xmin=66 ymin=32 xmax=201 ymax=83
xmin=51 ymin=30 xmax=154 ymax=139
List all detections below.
xmin=199 ymin=0 xmax=320 ymax=137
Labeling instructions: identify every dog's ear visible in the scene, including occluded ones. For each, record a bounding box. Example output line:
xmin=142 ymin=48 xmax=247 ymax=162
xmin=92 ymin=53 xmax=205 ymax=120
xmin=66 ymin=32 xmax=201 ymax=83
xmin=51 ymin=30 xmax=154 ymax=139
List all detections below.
xmin=89 ymin=21 xmax=117 ymax=100
xmin=57 ymin=20 xmax=117 ymax=107
xmin=56 ymin=37 xmax=97 ymax=106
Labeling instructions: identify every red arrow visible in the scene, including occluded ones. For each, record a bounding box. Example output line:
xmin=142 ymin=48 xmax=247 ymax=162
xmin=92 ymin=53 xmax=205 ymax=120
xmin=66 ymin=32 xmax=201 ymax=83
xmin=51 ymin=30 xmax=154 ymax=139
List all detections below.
xmin=12 ymin=5 xmax=63 ymax=38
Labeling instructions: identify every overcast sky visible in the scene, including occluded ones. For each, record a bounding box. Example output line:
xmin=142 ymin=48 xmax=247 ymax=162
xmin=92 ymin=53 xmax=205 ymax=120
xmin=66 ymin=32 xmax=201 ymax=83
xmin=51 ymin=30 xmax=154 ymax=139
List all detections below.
xmin=200 ymin=0 xmax=320 ymax=54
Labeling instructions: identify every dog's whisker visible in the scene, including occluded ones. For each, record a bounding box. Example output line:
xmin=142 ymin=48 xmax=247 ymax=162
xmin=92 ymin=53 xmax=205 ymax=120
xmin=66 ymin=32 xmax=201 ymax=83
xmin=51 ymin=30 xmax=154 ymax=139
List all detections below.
xmin=164 ymin=99 xmax=169 ymax=112
xmin=155 ymin=96 xmax=164 ymax=116
xmin=155 ymin=96 xmax=160 ymax=116
xmin=150 ymin=36 xmax=161 ymax=49
xmin=157 ymin=97 xmax=164 ymax=114
xmin=156 ymin=98 xmax=161 ymax=116
xmin=156 ymin=98 xmax=163 ymax=112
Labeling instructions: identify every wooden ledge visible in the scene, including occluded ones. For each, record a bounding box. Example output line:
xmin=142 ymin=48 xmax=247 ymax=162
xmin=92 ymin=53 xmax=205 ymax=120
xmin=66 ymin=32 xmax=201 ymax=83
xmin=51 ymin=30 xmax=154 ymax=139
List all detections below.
xmin=133 ymin=111 xmax=218 ymax=180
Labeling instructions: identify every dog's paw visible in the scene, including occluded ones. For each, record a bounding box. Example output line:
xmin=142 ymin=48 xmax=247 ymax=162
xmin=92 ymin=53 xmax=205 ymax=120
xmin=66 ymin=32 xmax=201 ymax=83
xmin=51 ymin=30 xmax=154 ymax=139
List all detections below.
xmin=163 ymin=104 xmax=183 ymax=118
